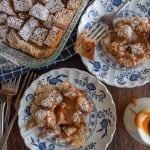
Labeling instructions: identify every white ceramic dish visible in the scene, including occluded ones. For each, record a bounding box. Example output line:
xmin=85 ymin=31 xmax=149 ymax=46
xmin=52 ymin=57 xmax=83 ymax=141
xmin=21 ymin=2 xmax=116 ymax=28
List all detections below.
xmin=123 ymin=97 xmax=150 ymax=145
xmin=18 ymin=68 xmax=116 ymax=150
xmin=78 ymin=0 xmax=150 ymax=88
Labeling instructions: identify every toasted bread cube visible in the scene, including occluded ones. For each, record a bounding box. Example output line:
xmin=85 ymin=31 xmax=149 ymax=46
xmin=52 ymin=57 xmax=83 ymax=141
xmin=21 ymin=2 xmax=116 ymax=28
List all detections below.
xmin=30 ymin=27 xmax=48 ymax=46
xmin=44 ymin=26 xmax=64 ymax=48
xmin=68 ymin=123 xmax=87 ymax=147
xmin=43 ymin=14 xmax=54 ymax=29
xmin=18 ymin=17 xmax=39 ymax=41
xmin=7 ymin=16 xmax=24 ymax=30
xmin=41 ymin=89 xmax=63 ymax=109
xmin=0 ymin=25 xmax=8 ymax=41
xmin=0 ymin=0 xmax=15 ymax=15
xmin=76 ymin=95 xmax=93 ymax=113
xmin=67 ymin=0 xmax=82 ymax=10
xmin=53 ymin=8 xmax=75 ymax=30
xmin=35 ymin=109 xmax=56 ymax=128
xmin=74 ymin=31 xmax=96 ymax=61
xmin=13 ymin=0 xmax=32 ymax=12
xmin=46 ymin=0 xmax=64 ymax=14
xmin=0 ymin=13 xmax=7 ymax=24
xmin=7 ymin=29 xmax=22 ymax=49
xmin=29 ymin=3 xmax=49 ymax=21
xmin=63 ymin=126 xmax=77 ymax=137
xmin=61 ymin=82 xmax=78 ymax=99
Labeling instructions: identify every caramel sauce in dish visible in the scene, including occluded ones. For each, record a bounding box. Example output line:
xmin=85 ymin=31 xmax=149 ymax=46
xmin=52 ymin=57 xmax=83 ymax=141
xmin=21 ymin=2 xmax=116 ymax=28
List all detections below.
xmin=135 ymin=109 xmax=150 ymax=145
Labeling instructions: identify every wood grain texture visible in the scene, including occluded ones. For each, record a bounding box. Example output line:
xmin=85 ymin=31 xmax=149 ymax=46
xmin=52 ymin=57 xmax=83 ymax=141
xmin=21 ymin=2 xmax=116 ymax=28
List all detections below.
xmin=5 ymin=54 xmax=150 ymax=150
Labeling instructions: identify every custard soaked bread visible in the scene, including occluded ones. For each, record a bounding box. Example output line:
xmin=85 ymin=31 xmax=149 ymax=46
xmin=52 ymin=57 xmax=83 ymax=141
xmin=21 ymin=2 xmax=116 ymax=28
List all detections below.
xmin=0 ymin=0 xmax=83 ymax=58
xmin=26 ymin=82 xmax=93 ymax=147
xmin=101 ymin=17 xmax=150 ymax=67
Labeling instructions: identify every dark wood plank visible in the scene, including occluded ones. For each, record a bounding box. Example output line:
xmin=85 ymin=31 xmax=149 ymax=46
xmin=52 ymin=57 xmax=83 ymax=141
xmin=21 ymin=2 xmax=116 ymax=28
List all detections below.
xmin=6 ymin=55 xmax=150 ymax=150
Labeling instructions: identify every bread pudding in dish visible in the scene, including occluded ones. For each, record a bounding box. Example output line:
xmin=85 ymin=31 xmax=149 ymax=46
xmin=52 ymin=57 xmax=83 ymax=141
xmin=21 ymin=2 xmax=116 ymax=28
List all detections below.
xmin=101 ymin=17 xmax=150 ymax=67
xmin=0 ymin=0 xmax=83 ymax=58
xmin=26 ymin=81 xmax=93 ymax=147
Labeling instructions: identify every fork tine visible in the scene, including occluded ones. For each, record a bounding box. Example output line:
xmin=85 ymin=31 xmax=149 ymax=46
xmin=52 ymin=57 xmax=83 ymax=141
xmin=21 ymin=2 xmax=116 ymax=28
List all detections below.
xmin=15 ymin=71 xmax=38 ymax=104
xmin=94 ymin=28 xmax=107 ymax=41
xmin=89 ymin=24 xmax=104 ymax=39
xmin=15 ymin=76 xmax=21 ymax=87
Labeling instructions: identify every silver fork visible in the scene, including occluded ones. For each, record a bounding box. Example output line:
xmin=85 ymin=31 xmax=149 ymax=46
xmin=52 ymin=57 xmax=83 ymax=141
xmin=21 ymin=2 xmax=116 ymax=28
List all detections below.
xmin=0 ymin=71 xmax=38 ymax=150
xmin=2 ymin=76 xmax=21 ymax=130
xmin=87 ymin=0 xmax=131 ymax=41
xmin=0 ymin=93 xmax=6 ymax=138
xmin=0 ymin=76 xmax=21 ymax=150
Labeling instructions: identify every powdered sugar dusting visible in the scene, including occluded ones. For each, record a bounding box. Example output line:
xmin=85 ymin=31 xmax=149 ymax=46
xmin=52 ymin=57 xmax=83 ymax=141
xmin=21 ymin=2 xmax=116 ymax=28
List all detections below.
xmin=18 ymin=17 xmax=39 ymax=41
xmin=41 ymin=89 xmax=63 ymax=108
xmin=0 ymin=0 xmax=15 ymax=15
xmin=29 ymin=3 xmax=49 ymax=21
xmin=7 ymin=16 xmax=24 ymax=30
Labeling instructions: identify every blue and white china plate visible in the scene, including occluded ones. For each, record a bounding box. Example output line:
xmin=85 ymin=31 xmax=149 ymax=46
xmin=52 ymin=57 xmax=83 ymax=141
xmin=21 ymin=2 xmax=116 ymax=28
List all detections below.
xmin=18 ymin=68 xmax=116 ymax=150
xmin=78 ymin=0 xmax=150 ymax=88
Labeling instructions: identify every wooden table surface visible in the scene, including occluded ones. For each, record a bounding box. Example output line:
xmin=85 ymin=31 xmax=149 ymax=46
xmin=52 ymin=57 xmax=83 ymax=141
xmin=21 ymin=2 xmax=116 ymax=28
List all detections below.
xmin=6 ymin=54 xmax=150 ymax=150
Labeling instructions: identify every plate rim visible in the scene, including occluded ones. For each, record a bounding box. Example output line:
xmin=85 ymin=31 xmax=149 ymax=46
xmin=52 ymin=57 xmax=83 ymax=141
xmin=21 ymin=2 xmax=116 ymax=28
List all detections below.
xmin=18 ymin=67 xmax=117 ymax=150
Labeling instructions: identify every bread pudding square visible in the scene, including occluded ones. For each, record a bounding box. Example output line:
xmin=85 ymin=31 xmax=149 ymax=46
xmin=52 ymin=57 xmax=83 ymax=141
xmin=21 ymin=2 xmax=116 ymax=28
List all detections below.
xmin=0 ymin=0 xmax=15 ymax=15
xmin=46 ymin=0 xmax=64 ymax=14
xmin=13 ymin=0 xmax=33 ymax=12
xmin=7 ymin=16 xmax=24 ymax=30
xmin=29 ymin=3 xmax=49 ymax=21
xmin=43 ymin=14 xmax=54 ymax=29
xmin=74 ymin=31 xmax=96 ymax=61
xmin=44 ymin=26 xmax=64 ymax=48
xmin=18 ymin=17 xmax=39 ymax=41
xmin=7 ymin=29 xmax=22 ymax=49
xmin=40 ymin=89 xmax=63 ymax=109
xmin=67 ymin=0 xmax=82 ymax=10
xmin=30 ymin=27 xmax=48 ymax=46
xmin=35 ymin=109 xmax=56 ymax=128
xmin=0 ymin=25 xmax=8 ymax=41
xmin=53 ymin=8 xmax=75 ymax=30
xmin=0 ymin=13 xmax=7 ymax=24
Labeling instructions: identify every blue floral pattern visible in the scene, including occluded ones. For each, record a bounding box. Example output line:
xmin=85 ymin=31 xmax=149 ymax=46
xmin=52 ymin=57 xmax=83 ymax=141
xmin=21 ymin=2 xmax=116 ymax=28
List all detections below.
xmin=79 ymin=0 xmax=150 ymax=87
xmin=18 ymin=68 xmax=116 ymax=150
xmin=97 ymin=108 xmax=114 ymax=138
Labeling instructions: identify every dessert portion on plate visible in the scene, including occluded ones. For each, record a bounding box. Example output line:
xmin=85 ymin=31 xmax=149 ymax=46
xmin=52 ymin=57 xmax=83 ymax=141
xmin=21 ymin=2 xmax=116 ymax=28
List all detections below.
xmin=74 ymin=30 xmax=96 ymax=61
xmin=26 ymin=81 xmax=93 ymax=147
xmin=75 ymin=17 xmax=150 ymax=67
xmin=0 ymin=0 xmax=83 ymax=58
xmin=101 ymin=17 xmax=150 ymax=67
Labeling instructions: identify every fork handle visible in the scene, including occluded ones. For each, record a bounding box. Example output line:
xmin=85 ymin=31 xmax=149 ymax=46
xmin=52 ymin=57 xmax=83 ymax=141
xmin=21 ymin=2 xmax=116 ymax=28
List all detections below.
xmin=0 ymin=100 xmax=6 ymax=138
xmin=5 ymin=98 xmax=12 ymax=129
xmin=111 ymin=0 xmax=131 ymax=19
xmin=0 ymin=112 xmax=17 ymax=150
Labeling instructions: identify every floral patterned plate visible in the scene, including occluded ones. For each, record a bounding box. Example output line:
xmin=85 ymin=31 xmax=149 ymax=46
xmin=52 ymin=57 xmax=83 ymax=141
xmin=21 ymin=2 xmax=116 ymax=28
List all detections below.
xmin=78 ymin=0 xmax=150 ymax=88
xmin=18 ymin=68 xmax=116 ymax=150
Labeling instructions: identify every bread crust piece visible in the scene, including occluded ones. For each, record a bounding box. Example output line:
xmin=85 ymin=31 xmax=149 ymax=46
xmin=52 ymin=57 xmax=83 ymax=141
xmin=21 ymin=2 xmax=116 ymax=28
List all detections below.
xmin=53 ymin=8 xmax=75 ymax=30
xmin=44 ymin=26 xmax=64 ymax=49
xmin=6 ymin=29 xmax=60 ymax=58
xmin=74 ymin=31 xmax=96 ymax=60
xmin=67 ymin=0 xmax=82 ymax=10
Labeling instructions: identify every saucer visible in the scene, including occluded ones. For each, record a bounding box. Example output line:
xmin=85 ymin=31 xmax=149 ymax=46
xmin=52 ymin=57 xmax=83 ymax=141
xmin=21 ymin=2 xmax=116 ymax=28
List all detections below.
xmin=123 ymin=97 xmax=150 ymax=145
